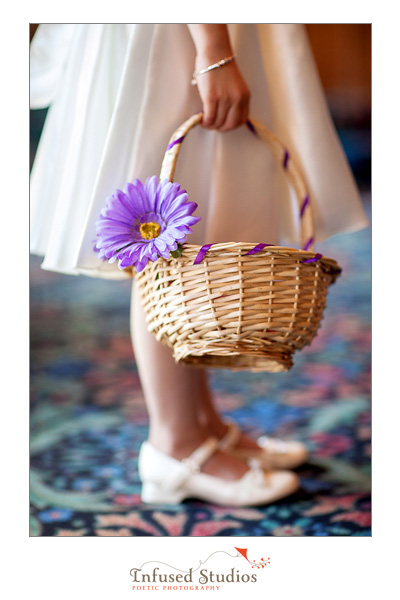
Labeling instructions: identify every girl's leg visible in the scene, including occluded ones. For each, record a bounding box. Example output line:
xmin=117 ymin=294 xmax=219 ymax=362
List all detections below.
xmin=197 ymin=384 xmax=261 ymax=450
xmin=130 ymin=281 xmax=249 ymax=480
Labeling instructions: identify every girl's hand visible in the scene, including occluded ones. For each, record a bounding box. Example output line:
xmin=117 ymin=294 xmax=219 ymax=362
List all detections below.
xmin=187 ymin=25 xmax=250 ymax=132
xmin=194 ymin=56 xmax=250 ymax=132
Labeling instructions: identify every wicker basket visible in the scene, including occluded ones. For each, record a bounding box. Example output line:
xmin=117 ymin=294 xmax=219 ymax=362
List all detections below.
xmin=135 ymin=113 xmax=341 ymax=373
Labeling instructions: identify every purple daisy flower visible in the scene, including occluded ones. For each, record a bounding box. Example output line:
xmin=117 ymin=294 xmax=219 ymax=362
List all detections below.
xmin=95 ymin=176 xmax=201 ymax=272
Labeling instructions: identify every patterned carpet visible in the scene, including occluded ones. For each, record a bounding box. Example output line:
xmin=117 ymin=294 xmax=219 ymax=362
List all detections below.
xmin=29 ymin=199 xmax=371 ymax=537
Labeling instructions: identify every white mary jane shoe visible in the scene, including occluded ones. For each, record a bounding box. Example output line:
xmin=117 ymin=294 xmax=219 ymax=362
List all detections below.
xmin=138 ymin=437 xmax=299 ymax=507
xmin=219 ymin=423 xmax=308 ymax=470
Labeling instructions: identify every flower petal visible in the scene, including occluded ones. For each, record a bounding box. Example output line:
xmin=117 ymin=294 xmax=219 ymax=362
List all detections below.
xmin=144 ymin=176 xmax=160 ymax=212
xmin=113 ymin=189 xmax=142 ymax=219
xmin=159 ymin=232 xmax=178 ymax=250
xmin=118 ymin=254 xmax=136 ymax=269
xmin=162 ymin=194 xmax=190 ymax=220
xmin=153 ymin=237 xmax=170 ymax=258
xmin=166 ymin=203 xmax=199 ymax=223
xmin=134 ymin=258 xmax=148 ymax=273
xmin=129 ymin=179 xmax=151 ymax=213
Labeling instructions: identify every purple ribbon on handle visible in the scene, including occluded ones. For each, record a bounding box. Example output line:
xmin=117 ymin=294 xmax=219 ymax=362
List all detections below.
xmin=246 ymin=120 xmax=257 ymax=136
xmin=302 ymin=237 xmax=314 ymax=251
xmin=283 ymin=150 xmax=290 ymax=170
xmin=166 ymin=135 xmax=185 ymax=151
xmin=300 ymin=195 xmax=310 ymax=218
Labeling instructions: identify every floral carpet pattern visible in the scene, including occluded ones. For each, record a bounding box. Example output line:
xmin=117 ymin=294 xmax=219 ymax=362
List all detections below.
xmin=30 ymin=198 xmax=371 ymax=537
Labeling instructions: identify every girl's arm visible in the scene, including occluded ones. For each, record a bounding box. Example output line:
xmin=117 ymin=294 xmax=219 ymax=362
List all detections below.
xmin=187 ymin=24 xmax=250 ymax=132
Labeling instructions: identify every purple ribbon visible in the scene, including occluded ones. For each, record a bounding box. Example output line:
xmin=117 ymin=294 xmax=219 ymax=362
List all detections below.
xmin=283 ymin=150 xmax=290 ymax=170
xmin=166 ymin=135 xmax=185 ymax=151
xmin=301 ymin=253 xmax=322 ymax=264
xmin=193 ymin=243 xmax=214 ymax=264
xmin=300 ymin=195 xmax=310 ymax=218
xmin=194 ymin=242 xmax=275 ymax=265
xmin=193 ymin=242 xmax=322 ymax=268
xmin=246 ymin=120 xmax=257 ymax=136
xmin=244 ymin=243 xmax=274 ymax=255
xmin=302 ymin=237 xmax=314 ymax=251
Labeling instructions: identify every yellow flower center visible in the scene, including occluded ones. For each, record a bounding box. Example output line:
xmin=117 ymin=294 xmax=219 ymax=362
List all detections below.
xmin=139 ymin=222 xmax=161 ymax=240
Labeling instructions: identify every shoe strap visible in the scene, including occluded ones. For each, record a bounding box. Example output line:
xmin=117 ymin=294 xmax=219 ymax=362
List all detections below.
xmin=218 ymin=422 xmax=241 ymax=451
xmin=161 ymin=437 xmax=219 ymax=492
xmin=158 ymin=437 xmax=268 ymax=495
xmin=181 ymin=436 xmax=219 ymax=474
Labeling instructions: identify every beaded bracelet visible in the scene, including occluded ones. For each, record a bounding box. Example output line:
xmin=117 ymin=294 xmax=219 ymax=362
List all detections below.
xmin=191 ymin=54 xmax=237 ymax=86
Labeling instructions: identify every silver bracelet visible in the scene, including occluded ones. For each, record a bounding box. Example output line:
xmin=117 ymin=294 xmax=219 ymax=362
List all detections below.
xmin=191 ymin=54 xmax=237 ymax=86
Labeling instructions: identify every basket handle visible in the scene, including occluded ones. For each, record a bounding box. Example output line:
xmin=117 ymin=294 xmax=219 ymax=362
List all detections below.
xmin=159 ymin=112 xmax=314 ymax=251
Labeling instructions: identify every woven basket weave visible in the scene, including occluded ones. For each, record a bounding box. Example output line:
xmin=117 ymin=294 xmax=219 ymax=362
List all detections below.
xmin=135 ymin=113 xmax=341 ymax=373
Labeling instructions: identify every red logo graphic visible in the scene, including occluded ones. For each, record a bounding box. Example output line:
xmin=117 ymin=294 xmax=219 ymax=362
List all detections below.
xmin=235 ymin=548 xmax=271 ymax=568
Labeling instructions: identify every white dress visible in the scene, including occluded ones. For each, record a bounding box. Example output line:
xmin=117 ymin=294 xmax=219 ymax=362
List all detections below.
xmin=30 ymin=24 xmax=368 ymax=280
